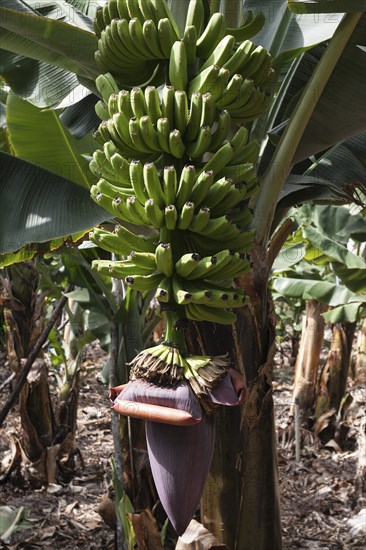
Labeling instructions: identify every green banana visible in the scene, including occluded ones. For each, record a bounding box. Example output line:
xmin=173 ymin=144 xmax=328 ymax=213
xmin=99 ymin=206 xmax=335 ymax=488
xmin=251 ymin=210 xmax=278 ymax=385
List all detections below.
xmin=190 ymin=170 xmax=215 ymax=206
xmin=241 ymin=45 xmax=269 ymax=79
xmin=130 ymin=87 xmax=147 ymax=118
xmin=150 ymin=0 xmax=180 ymax=40
xmin=164 ymin=204 xmax=178 ymax=230
xmin=185 ymin=0 xmax=204 ymax=38
xmin=144 ymin=86 xmax=163 ymax=124
xmin=93 ymin=259 xmax=155 ymax=278
xmin=215 ymin=73 xmax=244 ymax=109
xmin=129 ymin=117 xmax=152 ymax=154
xmin=175 ymin=252 xmax=201 ymax=278
xmin=137 ymin=0 xmax=158 ymax=23
xmin=183 ymin=25 xmax=197 ymax=64
xmin=117 ymin=0 xmax=130 ymax=20
xmin=143 ymin=162 xmax=165 ymax=208
xmin=115 ymin=224 xmax=157 ymax=253
xmin=163 ymin=165 xmax=178 ymax=206
xmin=157 ymin=17 xmax=176 ymax=58
xmin=185 ymin=92 xmax=203 ymax=142
xmin=185 ymin=253 xmax=223 ymax=281
xmin=142 ymin=19 xmax=165 ymax=58
xmin=200 ymin=92 xmax=215 ymax=128
xmin=196 ymin=12 xmax=226 ymax=59
xmin=209 ymin=183 xmax=248 ymax=216
xmin=128 ymin=250 xmax=157 ymax=269
xmin=156 ymin=277 xmax=172 ymax=303
xmin=156 ymin=117 xmax=172 ymax=154
xmin=139 ymin=115 xmax=161 ymax=152
xmin=126 ymin=0 xmax=144 ymax=21
xmin=155 ymin=242 xmax=174 ymax=276
xmin=95 ymin=73 xmax=120 ymax=104
xmin=174 ymin=90 xmax=189 ymax=134
xmin=169 ymin=40 xmax=188 ymax=91
xmin=186 ymin=125 xmax=211 ymax=159
xmin=144 ymin=198 xmax=164 ymax=228
xmin=176 ymin=164 xmax=196 ymax=209
xmin=112 ymin=196 xmax=141 ymax=224
xmin=161 ymin=84 xmax=175 ymax=122
xmin=89 ymin=227 xmax=133 ymax=256
xmin=125 ymin=272 xmax=164 ymax=291
xmin=96 ymin=178 xmax=132 ymax=201
xmin=200 ymin=34 xmax=235 ymax=72
xmin=230 ymin=126 xmax=248 ymax=153
xmin=177 ymin=201 xmax=195 ymax=230
xmin=169 ymin=129 xmax=185 ymax=158
xmin=117 ymin=90 xmax=134 ymax=120
xmin=227 ymin=11 xmax=266 ymax=42
xmin=209 ymin=109 xmax=231 ymax=151
xmin=172 ymin=276 xmax=193 ymax=305
xmin=223 ymin=40 xmax=254 ymax=77
xmin=203 ymin=177 xmax=234 ymax=208
xmin=189 ymin=206 xmax=211 ymax=232
xmin=198 ymin=142 xmax=234 ymax=176
xmin=129 ymin=159 xmax=148 ymax=205
xmin=191 ymin=215 xmax=240 ymax=241
xmin=185 ymin=302 xmax=237 ymax=325
xmin=193 ymin=249 xmax=233 ymax=280
xmin=188 ymin=64 xmax=220 ymax=96
xmin=126 ymin=195 xmax=151 ymax=224
xmin=94 ymin=6 xmax=105 ymax=38
xmin=230 ymin=140 xmax=260 ymax=164
xmin=95 ymin=100 xmax=109 ymax=121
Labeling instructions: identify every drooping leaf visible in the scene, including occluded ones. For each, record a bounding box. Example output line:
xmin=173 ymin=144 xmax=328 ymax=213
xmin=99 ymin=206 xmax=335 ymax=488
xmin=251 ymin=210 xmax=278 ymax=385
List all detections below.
xmin=273 ymin=277 xmax=358 ymax=305
xmin=59 ymin=93 xmax=100 ymax=138
xmin=303 ymin=224 xmax=366 ymax=268
xmin=0 ymin=152 xmax=108 ymax=254
xmin=6 ymin=93 xmax=97 ymax=187
xmin=272 ymin=242 xmax=307 ymax=271
xmin=245 ymin=0 xmax=342 ymax=65
xmin=332 ymin=263 xmax=366 ymax=292
xmin=288 ymin=0 xmax=366 ymax=14
xmin=323 ymin=301 xmax=366 ymax=323
xmin=0 ymin=4 xmax=98 ymax=80
xmin=294 ymin=14 xmax=366 ymax=161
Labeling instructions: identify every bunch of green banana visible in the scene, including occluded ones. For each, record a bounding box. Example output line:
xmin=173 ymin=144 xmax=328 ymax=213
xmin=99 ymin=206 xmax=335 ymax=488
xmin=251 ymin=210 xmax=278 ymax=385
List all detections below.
xmin=90 ymin=0 xmax=274 ymax=328
xmin=94 ymin=0 xmax=180 ymax=84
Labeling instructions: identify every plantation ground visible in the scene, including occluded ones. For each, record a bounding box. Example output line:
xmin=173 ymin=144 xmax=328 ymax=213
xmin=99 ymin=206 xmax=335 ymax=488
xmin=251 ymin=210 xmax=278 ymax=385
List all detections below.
xmin=0 ymin=344 xmax=365 ymax=549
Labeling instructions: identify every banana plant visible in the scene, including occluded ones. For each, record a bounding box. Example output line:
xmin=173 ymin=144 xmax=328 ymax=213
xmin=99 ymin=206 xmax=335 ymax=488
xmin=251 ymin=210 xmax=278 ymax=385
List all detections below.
xmin=1 ymin=0 xmax=366 ymax=547
xmin=272 ymin=203 xmax=366 ymax=415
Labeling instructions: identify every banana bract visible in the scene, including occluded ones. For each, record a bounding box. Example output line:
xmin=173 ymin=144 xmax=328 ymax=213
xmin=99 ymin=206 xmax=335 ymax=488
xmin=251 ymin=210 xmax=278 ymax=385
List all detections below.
xmin=91 ymin=0 xmax=271 ymax=536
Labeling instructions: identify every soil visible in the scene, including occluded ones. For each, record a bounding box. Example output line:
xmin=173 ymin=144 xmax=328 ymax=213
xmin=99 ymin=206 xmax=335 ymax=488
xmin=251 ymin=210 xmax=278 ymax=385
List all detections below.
xmin=0 ymin=342 xmax=365 ymax=549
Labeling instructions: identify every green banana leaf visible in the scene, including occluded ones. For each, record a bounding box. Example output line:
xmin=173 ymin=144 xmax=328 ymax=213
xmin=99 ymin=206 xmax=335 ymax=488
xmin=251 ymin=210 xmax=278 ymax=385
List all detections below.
xmin=323 ymin=302 xmax=366 ymax=323
xmin=288 ymin=0 xmax=366 ymax=14
xmin=6 ymin=93 xmax=97 ymax=187
xmin=302 ymin=224 xmax=366 ymax=268
xmin=301 ymin=204 xmax=366 ymax=244
xmin=59 ymin=94 xmax=100 ymax=139
xmin=0 ymin=0 xmax=96 ymax=107
xmin=0 ymin=152 xmax=109 ymax=255
xmin=332 ymin=264 xmax=366 ymax=293
xmin=272 ymin=276 xmax=360 ymax=305
xmin=245 ymin=0 xmax=342 ymax=63
xmin=293 ymin=14 xmax=366 ymax=162
xmin=0 ymin=506 xmax=39 ymax=542
xmin=0 ymin=4 xmax=98 ymax=80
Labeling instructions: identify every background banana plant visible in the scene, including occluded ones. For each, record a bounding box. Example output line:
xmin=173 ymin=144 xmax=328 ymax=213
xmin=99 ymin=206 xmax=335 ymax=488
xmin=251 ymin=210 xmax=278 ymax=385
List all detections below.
xmin=1 ymin=0 xmax=366 ymax=547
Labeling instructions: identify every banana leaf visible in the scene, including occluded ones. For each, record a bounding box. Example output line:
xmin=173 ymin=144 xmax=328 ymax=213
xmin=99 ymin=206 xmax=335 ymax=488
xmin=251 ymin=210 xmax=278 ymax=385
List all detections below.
xmin=0 ymin=0 xmax=96 ymax=107
xmin=6 ymin=93 xmax=97 ymax=187
xmin=302 ymin=224 xmax=366 ymax=268
xmin=288 ymin=0 xmax=366 ymax=14
xmin=322 ymin=301 xmax=366 ymax=322
xmin=0 ymin=152 xmax=109 ymax=255
xmin=245 ymin=0 xmax=342 ymax=64
xmin=0 ymin=3 xmax=98 ymax=80
xmin=272 ymin=277 xmax=359 ymax=305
